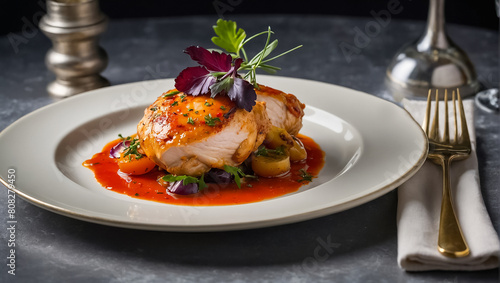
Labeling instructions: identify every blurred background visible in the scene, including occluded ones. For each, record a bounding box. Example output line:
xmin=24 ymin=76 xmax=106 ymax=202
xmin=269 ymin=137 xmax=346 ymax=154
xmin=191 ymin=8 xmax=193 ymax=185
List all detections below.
xmin=1 ymin=0 xmax=498 ymax=35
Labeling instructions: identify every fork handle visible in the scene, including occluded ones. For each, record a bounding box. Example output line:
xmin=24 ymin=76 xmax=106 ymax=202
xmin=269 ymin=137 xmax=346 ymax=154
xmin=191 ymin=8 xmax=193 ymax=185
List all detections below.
xmin=437 ymin=158 xmax=470 ymax=257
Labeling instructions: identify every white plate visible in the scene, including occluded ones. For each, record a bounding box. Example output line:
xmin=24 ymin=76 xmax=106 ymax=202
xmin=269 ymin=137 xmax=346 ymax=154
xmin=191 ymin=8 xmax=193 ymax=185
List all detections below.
xmin=0 ymin=76 xmax=427 ymax=231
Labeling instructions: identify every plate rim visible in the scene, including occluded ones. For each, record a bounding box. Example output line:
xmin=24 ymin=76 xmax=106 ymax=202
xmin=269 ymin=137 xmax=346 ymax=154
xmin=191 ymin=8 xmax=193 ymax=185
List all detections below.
xmin=0 ymin=76 xmax=428 ymax=231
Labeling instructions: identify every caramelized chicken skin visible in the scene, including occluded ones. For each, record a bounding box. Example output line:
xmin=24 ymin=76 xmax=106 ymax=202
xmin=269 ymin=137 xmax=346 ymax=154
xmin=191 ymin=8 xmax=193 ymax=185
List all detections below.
xmin=137 ymin=90 xmax=270 ymax=176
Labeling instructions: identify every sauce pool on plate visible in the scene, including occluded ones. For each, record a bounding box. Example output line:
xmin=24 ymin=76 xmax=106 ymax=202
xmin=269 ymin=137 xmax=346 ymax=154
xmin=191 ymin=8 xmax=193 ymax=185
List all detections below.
xmin=83 ymin=134 xmax=324 ymax=206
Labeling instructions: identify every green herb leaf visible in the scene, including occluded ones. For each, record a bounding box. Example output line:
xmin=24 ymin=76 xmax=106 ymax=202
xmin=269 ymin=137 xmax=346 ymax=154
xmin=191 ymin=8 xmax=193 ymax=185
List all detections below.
xmin=162 ymin=174 xmax=207 ymax=190
xmin=187 ymin=117 xmax=195 ymax=125
xmin=223 ymin=165 xmax=245 ymax=188
xmin=255 ymin=145 xmax=286 ymax=157
xmin=198 ymin=174 xmax=207 ymax=190
xmin=164 ymin=90 xmax=180 ymax=97
xmin=162 ymin=174 xmax=195 ymax=185
xmin=118 ymin=134 xmax=131 ymax=141
xmin=211 ymin=19 xmax=246 ymax=56
xmin=255 ymin=145 xmax=269 ymax=157
xmin=297 ymin=169 xmax=314 ymax=183
xmin=204 ymin=114 xmax=221 ymax=126
xmin=209 ymin=76 xmax=233 ymax=97
xmin=222 ymin=165 xmax=257 ymax=189
xmin=121 ymin=136 xmax=143 ymax=160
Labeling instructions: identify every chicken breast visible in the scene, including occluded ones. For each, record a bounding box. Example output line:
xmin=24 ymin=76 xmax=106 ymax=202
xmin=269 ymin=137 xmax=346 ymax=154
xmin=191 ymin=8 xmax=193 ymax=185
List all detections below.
xmin=137 ymin=90 xmax=270 ymax=176
xmin=255 ymin=85 xmax=305 ymax=136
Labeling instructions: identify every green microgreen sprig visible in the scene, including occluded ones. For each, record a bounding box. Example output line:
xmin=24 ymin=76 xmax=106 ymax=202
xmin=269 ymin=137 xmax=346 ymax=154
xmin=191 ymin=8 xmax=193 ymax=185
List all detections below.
xmin=211 ymin=19 xmax=302 ymax=87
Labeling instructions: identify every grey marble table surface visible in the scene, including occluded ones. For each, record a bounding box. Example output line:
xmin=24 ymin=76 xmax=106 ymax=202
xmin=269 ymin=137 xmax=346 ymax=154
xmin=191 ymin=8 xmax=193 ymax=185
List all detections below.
xmin=0 ymin=15 xmax=499 ymax=282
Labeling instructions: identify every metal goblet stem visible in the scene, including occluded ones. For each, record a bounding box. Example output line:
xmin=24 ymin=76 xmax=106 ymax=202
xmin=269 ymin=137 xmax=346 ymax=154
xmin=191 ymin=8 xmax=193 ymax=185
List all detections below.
xmin=386 ymin=0 xmax=479 ymax=101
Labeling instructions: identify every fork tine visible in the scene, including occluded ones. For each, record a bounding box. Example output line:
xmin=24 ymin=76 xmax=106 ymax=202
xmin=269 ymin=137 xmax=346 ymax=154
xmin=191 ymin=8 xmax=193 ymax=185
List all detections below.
xmin=443 ymin=89 xmax=449 ymax=143
xmin=457 ymin=89 xmax=471 ymax=145
xmin=430 ymin=89 xmax=440 ymax=140
xmin=423 ymin=89 xmax=432 ymax=134
xmin=453 ymin=90 xmax=458 ymax=142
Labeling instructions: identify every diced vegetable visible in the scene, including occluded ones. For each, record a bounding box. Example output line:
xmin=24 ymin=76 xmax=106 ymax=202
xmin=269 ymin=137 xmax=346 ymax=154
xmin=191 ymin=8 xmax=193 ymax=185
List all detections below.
xmin=109 ymin=140 xmax=130 ymax=158
xmin=117 ymin=153 xmax=156 ymax=175
xmin=264 ymin=126 xmax=294 ymax=150
xmin=251 ymin=153 xmax=290 ymax=177
xmin=167 ymin=180 xmax=199 ymax=195
xmin=289 ymin=137 xmax=307 ymax=161
xmin=205 ymin=168 xmax=233 ymax=184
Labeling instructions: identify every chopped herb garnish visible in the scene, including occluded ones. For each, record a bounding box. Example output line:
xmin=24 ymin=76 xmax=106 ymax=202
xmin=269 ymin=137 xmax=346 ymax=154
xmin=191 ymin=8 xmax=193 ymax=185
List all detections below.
xmin=171 ymin=101 xmax=179 ymax=106
xmin=297 ymin=169 xmax=314 ymax=183
xmin=204 ymin=102 xmax=213 ymax=107
xmin=122 ymin=137 xmax=143 ymax=160
xmin=274 ymin=145 xmax=287 ymax=155
xmin=135 ymin=193 xmax=139 ymax=196
xmin=118 ymin=134 xmax=131 ymax=141
xmin=187 ymin=117 xmax=195 ymax=125
xmin=183 ymin=113 xmax=189 ymax=117
xmin=255 ymin=145 xmax=286 ymax=157
xmin=163 ymin=90 xmax=180 ymax=97
xmin=162 ymin=174 xmax=207 ymax=190
xmin=220 ymin=106 xmax=226 ymax=110
xmin=188 ymin=108 xmax=194 ymax=112
xmin=150 ymin=106 xmax=158 ymax=111
xmin=204 ymin=114 xmax=221 ymax=126
xmin=195 ymin=111 xmax=199 ymax=114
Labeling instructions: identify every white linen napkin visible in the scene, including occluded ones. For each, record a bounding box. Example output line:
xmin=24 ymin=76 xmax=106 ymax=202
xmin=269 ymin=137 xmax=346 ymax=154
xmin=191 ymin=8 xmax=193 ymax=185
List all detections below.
xmin=397 ymin=98 xmax=500 ymax=271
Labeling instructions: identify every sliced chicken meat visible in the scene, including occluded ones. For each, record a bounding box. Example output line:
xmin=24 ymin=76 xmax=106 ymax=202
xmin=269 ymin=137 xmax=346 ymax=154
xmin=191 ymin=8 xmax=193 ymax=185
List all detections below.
xmin=255 ymin=84 xmax=305 ymax=135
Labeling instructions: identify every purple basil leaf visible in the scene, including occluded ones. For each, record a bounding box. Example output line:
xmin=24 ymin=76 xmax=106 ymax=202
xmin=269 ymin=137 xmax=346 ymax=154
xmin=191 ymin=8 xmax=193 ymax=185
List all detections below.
xmin=175 ymin=66 xmax=215 ymax=96
xmin=184 ymin=46 xmax=232 ymax=72
xmin=168 ymin=180 xmax=199 ymax=195
xmin=233 ymin=57 xmax=243 ymax=70
xmin=228 ymin=77 xmax=257 ymax=111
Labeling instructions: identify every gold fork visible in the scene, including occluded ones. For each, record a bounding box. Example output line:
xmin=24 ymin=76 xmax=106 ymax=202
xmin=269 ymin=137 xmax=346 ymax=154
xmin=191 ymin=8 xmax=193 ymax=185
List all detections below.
xmin=423 ymin=89 xmax=472 ymax=257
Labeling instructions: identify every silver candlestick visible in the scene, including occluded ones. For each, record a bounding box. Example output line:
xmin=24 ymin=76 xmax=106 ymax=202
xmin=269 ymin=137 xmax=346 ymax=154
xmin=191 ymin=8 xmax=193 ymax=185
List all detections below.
xmin=40 ymin=0 xmax=110 ymax=98
xmin=386 ymin=0 xmax=479 ymax=101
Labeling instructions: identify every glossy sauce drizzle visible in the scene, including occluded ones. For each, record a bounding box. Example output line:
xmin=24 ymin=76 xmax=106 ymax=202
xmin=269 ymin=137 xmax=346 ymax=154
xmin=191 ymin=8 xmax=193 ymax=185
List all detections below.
xmin=83 ymin=134 xmax=324 ymax=206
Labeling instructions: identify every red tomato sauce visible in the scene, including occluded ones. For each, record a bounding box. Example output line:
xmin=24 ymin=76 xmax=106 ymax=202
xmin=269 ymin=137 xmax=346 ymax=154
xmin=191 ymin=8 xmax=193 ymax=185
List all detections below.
xmin=83 ymin=134 xmax=324 ymax=206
